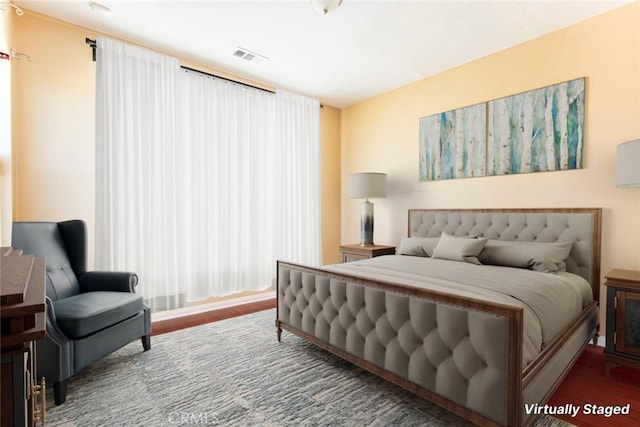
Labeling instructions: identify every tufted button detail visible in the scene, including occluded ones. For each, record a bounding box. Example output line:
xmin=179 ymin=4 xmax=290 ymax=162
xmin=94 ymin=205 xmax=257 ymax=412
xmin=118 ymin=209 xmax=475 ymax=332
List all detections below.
xmin=279 ymin=265 xmax=507 ymax=423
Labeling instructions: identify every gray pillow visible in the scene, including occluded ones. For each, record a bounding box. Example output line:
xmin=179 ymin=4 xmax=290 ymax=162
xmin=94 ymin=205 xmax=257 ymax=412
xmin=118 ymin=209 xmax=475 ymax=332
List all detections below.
xmin=397 ymin=237 xmax=440 ymax=257
xmin=478 ymin=240 xmax=573 ymax=273
xmin=431 ymin=233 xmax=488 ymax=265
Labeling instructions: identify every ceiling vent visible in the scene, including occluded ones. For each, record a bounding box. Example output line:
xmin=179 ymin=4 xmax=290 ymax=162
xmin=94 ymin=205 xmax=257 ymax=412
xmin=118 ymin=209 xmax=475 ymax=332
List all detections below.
xmin=232 ymin=47 xmax=268 ymax=65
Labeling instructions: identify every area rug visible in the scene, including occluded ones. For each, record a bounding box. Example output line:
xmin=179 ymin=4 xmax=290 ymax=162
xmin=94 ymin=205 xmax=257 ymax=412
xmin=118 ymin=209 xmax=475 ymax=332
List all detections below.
xmin=45 ymin=309 xmax=572 ymax=426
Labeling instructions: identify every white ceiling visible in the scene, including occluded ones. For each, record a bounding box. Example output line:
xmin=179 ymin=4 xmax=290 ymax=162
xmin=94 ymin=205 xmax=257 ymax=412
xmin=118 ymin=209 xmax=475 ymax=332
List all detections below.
xmin=16 ymin=0 xmax=632 ymax=108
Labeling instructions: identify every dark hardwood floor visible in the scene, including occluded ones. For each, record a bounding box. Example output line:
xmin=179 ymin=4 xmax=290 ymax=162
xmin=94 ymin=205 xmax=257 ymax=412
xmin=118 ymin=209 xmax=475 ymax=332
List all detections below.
xmin=151 ymin=298 xmax=276 ymax=336
xmin=549 ymin=345 xmax=640 ymax=426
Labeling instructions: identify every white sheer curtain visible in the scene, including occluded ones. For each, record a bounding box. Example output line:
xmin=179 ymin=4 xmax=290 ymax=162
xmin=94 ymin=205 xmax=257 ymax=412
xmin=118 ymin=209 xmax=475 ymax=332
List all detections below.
xmin=177 ymin=70 xmax=278 ymax=302
xmin=95 ymin=38 xmax=321 ymax=312
xmin=273 ymin=90 xmax=322 ymax=265
xmin=95 ymin=37 xmax=184 ymax=310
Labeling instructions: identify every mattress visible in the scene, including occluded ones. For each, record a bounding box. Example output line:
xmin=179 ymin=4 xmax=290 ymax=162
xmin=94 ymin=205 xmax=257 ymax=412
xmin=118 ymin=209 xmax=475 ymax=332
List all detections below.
xmin=324 ymin=255 xmax=593 ymax=366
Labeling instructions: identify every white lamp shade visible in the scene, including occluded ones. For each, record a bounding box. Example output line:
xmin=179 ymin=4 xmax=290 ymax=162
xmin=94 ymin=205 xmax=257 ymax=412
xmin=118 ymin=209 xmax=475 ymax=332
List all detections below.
xmin=617 ymin=140 xmax=640 ymax=188
xmin=348 ymin=173 xmax=387 ymax=199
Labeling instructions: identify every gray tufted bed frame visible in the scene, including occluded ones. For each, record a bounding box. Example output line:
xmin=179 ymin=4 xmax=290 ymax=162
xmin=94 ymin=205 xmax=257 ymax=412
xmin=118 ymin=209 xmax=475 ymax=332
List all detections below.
xmin=276 ymin=208 xmax=601 ymax=426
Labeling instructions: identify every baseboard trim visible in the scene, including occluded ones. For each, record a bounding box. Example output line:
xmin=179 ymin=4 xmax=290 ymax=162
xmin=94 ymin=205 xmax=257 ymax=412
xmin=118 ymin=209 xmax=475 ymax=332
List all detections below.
xmin=151 ymin=298 xmax=276 ymax=336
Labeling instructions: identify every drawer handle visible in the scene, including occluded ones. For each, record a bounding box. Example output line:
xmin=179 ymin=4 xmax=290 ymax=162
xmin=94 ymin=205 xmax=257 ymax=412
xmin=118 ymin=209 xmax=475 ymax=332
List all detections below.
xmin=33 ymin=377 xmax=46 ymax=425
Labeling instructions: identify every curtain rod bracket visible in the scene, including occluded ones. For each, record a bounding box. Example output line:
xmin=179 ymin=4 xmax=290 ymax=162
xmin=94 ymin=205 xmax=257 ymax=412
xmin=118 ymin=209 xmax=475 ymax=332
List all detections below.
xmin=86 ymin=38 xmax=96 ymax=61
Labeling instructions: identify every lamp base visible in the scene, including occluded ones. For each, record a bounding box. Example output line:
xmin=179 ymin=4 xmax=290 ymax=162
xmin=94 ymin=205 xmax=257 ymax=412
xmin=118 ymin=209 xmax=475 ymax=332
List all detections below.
xmin=360 ymin=200 xmax=374 ymax=246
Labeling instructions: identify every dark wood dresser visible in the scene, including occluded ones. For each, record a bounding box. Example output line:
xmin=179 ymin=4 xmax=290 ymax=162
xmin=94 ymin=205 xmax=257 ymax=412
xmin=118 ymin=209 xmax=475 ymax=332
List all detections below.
xmin=1 ymin=247 xmax=46 ymax=426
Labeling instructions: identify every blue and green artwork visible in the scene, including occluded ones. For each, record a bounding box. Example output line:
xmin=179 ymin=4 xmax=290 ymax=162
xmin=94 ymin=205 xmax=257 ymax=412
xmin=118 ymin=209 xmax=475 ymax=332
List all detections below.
xmin=487 ymin=78 xmax=585 ymax=175
xmin=419 ymin=104 xmax=486 ymax=181
xmin=419 ymin=78 xmax=585 ymax=181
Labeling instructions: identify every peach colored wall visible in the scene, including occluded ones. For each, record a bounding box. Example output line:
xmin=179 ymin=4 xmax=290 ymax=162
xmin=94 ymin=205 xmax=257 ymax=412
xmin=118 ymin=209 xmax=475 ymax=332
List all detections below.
xmin=14 ymin=12 xmax=97 ymax=261
xmin=0 ymin=6 xmax=13 ymax=245
xmin=13 ymin=10 xmax=341 ymax=266
xmin=341 ymin=1 xmax=640 ymax=327
xmin=320 ymin=104 xmax=341 ymax=264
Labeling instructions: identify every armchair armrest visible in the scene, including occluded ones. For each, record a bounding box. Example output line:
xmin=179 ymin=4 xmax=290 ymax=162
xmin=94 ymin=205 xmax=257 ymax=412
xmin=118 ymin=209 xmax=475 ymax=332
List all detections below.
xmin=44 ymin=296 xmax=71 ymax=343
xmin=78 ymin=271 xmax=138 ymax=293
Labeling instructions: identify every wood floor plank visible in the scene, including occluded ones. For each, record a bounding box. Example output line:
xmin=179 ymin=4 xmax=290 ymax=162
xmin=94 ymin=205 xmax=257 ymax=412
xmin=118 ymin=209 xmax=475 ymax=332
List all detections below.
xmin=151 ymin=298 xmax=276 ymax=335
xmin=548 ymin=345 xmax=640 ymax=426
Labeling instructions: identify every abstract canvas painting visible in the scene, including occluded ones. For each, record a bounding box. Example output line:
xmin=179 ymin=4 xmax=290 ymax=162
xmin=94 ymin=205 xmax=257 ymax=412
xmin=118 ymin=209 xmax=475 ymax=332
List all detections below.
xmin=419 ymin=103 xmax=486 ymax=181
xmin=487 ymin=78 xmax=585 ymax=175
xmin=419 ymin=78 xmax=585 ymax=181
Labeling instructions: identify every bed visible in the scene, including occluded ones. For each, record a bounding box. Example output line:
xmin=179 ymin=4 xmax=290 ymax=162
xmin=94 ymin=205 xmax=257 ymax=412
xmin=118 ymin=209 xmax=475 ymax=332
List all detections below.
xmin=276 ymin=208 xmax=601 ymax=426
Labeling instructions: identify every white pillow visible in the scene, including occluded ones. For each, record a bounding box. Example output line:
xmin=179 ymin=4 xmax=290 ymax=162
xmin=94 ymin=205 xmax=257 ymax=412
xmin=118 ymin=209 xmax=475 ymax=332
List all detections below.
xmin=478 ymin=240 xmax=573 ymax=273
xmin=431 ymin=233 xmax=488 ymax=265
xmin=397 ymin=237 xmax=440 ymax=257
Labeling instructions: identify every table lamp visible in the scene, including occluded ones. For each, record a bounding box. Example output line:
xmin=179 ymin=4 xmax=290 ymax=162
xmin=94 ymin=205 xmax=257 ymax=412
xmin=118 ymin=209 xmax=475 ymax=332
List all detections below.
xmin=617 ymin=140 xmax=640 ymax=188
xmin=348 ymin=172 xmax=387 ymax=246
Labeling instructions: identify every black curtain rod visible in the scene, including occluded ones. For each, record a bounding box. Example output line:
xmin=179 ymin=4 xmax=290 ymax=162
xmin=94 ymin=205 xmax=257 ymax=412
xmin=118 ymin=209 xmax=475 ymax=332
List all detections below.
xmin=85 ymin=38 xmax=323 ymax=107
xmin=85 ymin=38 xmax=273 ymax=94
xmin=181 ymin=67 xmax=324 ymax=107
xmin=180 ymin=66 xmax=274 ymax=94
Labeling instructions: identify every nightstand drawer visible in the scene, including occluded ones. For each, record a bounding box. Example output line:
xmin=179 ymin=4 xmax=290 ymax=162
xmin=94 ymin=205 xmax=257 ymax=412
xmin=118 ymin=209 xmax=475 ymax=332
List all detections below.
xmin=340 ymin=252 xmax=371 ymax=263
xmin=339 ymin=244 xmax=396 ymax=263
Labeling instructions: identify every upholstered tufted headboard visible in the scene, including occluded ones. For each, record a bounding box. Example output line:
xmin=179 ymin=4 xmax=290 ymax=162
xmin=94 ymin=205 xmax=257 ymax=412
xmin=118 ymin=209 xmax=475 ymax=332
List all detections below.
xmin=408 ymin=208 xmax=602 ymax=301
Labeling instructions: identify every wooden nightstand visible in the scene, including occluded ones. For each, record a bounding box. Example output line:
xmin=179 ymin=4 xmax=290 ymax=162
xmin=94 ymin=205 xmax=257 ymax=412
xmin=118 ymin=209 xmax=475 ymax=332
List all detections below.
xmin=339 ymin=244 xmax=396 ymax=263
xmin=604 ymin=268 xmax=640 ymax=376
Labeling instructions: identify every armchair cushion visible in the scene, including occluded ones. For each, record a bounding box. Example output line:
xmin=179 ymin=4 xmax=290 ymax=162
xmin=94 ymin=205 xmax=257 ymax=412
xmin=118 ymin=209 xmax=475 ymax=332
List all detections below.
xmin=78 ymin=272 xmax=138 ymax=293
xmin=52 ymin=291 xmax=144 ymax=339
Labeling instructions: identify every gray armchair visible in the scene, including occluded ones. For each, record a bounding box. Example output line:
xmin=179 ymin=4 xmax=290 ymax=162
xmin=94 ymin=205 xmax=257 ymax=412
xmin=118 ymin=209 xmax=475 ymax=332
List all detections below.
xmin=11 ymin=220 xmax=151 ymax=405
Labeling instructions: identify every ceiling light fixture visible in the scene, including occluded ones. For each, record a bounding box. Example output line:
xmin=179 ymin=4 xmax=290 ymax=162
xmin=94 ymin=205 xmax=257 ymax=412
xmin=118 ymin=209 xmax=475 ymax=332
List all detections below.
xmin=308 ymin=0 xmax=342 ymax=15
xmin=0 ymin=2 xmax=24 ymax=16
xmin=89 ymin=1 xmax=111 ymax=16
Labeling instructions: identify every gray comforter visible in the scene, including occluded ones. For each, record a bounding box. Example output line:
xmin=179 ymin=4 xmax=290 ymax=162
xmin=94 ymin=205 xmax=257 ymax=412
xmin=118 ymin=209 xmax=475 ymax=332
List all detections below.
xmin=324 ymin=255 xmax=592 ymax=366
